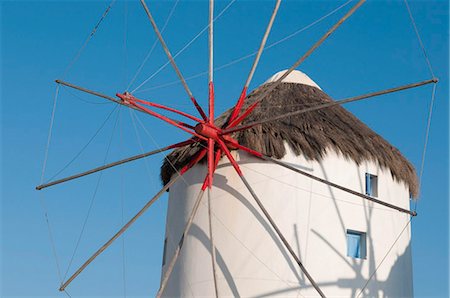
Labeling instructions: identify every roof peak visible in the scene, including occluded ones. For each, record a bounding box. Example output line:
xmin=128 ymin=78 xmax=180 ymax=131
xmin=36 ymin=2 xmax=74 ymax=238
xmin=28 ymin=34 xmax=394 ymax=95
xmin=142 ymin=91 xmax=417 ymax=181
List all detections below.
xmin=264 ymin=70 xmax=322 ymax=90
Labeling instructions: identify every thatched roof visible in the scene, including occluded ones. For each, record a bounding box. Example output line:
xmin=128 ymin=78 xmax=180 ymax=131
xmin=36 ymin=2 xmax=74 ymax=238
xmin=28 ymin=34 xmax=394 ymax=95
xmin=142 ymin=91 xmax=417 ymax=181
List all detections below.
xmin=161 ymin=72 xmax=418 ymax=197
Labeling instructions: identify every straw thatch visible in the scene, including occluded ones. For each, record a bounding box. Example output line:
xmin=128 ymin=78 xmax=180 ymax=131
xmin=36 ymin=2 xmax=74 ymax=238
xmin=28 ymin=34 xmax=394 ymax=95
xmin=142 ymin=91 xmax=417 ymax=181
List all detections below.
xmin=161 ymin=82 xmax=418 ymax=197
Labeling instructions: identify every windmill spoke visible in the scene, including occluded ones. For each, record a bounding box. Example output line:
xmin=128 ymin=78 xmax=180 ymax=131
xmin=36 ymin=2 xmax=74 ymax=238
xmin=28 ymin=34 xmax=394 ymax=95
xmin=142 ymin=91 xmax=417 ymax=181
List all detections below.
xmin=227 ymin=101 xmax=259 ymax=128
xmin=229 ymin=138 xmax=417 ymax=216
xmin=118 ymin=97 xmax=207 ymax=141
xmin=157 ymin=188 xmax=206 ymax=298
xmin=36 ymin=139 xmax=197 ymax=190
xmin=228 ymin=0 xmax=282 ymax=124
xmin=139 ymin=0 xmax=208 ymax=121
xmin=202 ymin=148 xmax=222 ymax=190
xmin=130 ymin=97 xmax=204 ymax=123
xmin=214 ymin=138 xmax=325 ymax=297
xmin=56 ymin=79 xmax=124 ymax=105
xmin=221 ymin=78 xmax=438 ymax=135
xmin=59 ymin=173 xmax=182 ymax=292
xmin=57 ymin=79 xmax=202 ymax=135
xmin=226 ymin=138 xmax=417 ymax=216
xmin=55 ymin=79 xmax=156 ymax=117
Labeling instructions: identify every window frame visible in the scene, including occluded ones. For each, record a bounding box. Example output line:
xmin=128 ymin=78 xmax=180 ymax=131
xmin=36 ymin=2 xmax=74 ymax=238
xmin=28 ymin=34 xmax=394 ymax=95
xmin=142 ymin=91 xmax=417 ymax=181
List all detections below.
xmin=346 ymin=229 xmax=367 ymax=259
xmin=365 ymin=173 xmax=378 ymax=197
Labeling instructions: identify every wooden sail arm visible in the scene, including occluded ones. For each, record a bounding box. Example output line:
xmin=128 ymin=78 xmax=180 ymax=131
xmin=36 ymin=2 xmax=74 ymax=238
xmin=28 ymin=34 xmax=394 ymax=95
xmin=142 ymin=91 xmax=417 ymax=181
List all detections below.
xmin=59 ymin=173 xmax=182 ymax=292
xmin=36 ymin=139 xmax=198 ymax=190
xmin=216 ymin=140 xmax=326 ymax=297
xmin=227 ymin=0 xmax=282 ymax=125
xmin=221 ymin=78 xmax=438 ymax=135
xmin=156 ymin=188 xmax=206 ymax=298
xmin=228 ymin=140 xmax=417 ymax=217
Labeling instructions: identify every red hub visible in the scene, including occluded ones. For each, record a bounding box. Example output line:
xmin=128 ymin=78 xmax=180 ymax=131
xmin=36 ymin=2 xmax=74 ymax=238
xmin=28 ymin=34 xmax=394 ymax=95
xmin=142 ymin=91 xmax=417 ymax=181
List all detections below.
xmin=115 ymin=87 xmax=255 ymax=190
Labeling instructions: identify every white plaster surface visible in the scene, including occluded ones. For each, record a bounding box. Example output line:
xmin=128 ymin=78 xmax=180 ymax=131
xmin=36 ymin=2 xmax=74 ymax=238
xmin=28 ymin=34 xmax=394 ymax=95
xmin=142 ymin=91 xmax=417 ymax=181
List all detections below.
xmin=161 ymin=145 xmax=413 ymax=297
xmin=264 ymin=70 xmax=322 ymax=90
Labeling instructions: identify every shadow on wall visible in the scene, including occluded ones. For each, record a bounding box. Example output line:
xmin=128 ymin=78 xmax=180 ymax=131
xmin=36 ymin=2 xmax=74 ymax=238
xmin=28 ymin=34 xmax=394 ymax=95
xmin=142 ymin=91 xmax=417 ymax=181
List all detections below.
xmin=334 ymin=242 xmax=413 ymax=297
xmin=176 ymin=159 xmax=412 ymax=297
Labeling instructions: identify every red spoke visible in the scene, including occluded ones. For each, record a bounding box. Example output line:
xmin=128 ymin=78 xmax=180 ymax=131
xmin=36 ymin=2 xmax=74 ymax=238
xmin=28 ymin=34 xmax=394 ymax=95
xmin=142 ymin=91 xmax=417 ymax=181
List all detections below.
xmin=216 ymin=138 xmax=242 ymax=176
xmin=202 ymin=148 xmax=222 ymax=190
xmin=227 ymin=100 xmax=259 ymax=128
xmin=227 ymin=87 xmax=248 ymax=126
xmin=127 ymin=101 xmax=207 ymax=141
xmin=224 ymin=138 xmax=262 ymax=158
xmin=130 ymin=97 xmax=204 ymax=123
xmin=207 ymin=139 xmax=215 ymax=189
xmin=180 ymin=147 xmax=208 ymax=175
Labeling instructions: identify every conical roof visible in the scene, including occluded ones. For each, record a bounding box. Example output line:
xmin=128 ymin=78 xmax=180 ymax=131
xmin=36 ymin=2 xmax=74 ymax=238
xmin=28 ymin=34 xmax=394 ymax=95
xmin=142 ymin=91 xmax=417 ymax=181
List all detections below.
xmin=161 ymin=70 xmax=418 ymax=197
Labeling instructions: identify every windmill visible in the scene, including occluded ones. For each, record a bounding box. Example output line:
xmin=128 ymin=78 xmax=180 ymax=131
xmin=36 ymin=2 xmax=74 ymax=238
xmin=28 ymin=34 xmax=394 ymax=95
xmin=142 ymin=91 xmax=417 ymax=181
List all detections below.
xmin=36 ymin=0 xmax=438 ymax=297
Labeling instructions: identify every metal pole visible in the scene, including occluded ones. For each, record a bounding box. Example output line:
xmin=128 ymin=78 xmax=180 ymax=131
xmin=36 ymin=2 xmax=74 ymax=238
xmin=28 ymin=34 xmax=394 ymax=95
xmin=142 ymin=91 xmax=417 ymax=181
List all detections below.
xmin=59 ymin=173 xmax=181 ymax=291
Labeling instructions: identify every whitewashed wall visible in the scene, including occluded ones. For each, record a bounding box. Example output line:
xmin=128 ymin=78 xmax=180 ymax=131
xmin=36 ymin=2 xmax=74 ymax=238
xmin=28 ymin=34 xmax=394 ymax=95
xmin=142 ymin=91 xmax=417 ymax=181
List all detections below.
xmin=161 ymin=144 xmax=413 ymax=297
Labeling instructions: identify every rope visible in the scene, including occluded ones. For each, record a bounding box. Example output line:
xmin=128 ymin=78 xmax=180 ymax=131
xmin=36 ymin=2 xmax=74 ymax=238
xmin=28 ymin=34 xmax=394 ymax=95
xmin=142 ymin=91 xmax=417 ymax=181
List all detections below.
xmin=131 ymin=111 xmax=192 ymax=188
xmin=62 ymin=0 xmax=117 ymax=78
xmin=128 ymin=110 xmax=157 ymax=189
xmin=131 ymin=0 xmax=236 ymax=93
xmin=127 ymin=0 xmax=180 ymax=91
xmin=40 ymin=85 xmax=60 ymax=183
xmin=135 ymin=0 xmax=352 ymax=94
xmin=63 ymin=289 xmax=73 ymax=298
xmin=403 ymin=0 xmax=435 ymax=78
xmin=38 ymin=194 xmax=64 ymax=284
xmin=356 ymin=218 xmax=412 ymax=297
xmin=414 ymin=83 xmax=437 ymax=211
xmin=63 ymin=107 xmax=121 ymax=281
xmin=38 ymin=85 xmax=64 ymax=285
xmin=404 ymin=0 xmax=438 ymax=211
xmin=45 ymin=105 xmax=118 ymax=183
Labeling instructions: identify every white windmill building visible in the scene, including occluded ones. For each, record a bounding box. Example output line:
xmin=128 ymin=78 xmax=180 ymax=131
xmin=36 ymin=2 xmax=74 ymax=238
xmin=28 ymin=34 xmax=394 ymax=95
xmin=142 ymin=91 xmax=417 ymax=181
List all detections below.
xmin=35 ymin=0 xmax=437 ymax=296
xmin=160 ymin=70 xmax=416 ymax=297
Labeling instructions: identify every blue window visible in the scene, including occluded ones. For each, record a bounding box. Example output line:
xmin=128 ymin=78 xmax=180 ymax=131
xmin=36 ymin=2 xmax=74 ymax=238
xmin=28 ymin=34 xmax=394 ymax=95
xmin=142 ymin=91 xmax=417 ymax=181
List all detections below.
xmin=347 ymin=230 xmax=366 ymax=259
xmin=365 ymin=173 xmax=378 ymax=197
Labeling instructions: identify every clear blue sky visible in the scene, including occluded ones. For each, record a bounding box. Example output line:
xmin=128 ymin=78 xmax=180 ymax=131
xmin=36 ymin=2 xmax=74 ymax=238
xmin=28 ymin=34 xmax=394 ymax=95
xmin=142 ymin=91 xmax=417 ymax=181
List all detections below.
xmin=1 ymin=0 xmax=448 ymax=297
